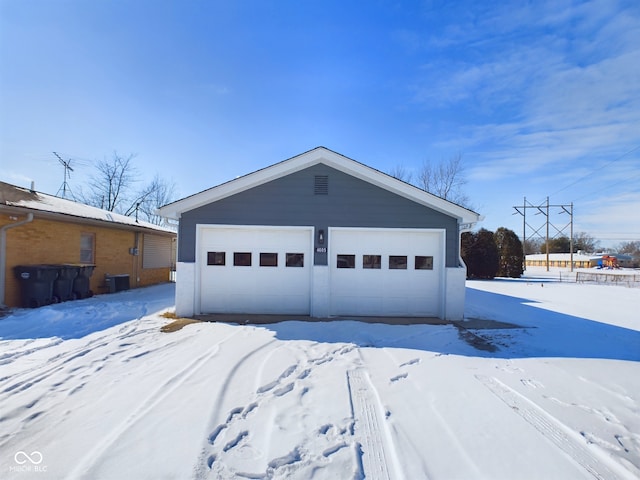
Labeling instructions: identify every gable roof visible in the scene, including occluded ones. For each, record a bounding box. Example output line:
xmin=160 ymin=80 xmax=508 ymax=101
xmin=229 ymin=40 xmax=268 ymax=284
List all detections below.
xmin=0 ymin=181 xmax=175 ymax=235
xmin=159 ymin=147 xmax=481 ymax=226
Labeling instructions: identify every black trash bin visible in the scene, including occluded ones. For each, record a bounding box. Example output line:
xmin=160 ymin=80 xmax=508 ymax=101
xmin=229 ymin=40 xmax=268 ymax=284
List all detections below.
xmin=13 ymin=265 xmax=60 ymax=308
xmin=72 ymin=264 xmax=95 ymax=299
xmin=50 ymin=265 xmax=80 ymax=302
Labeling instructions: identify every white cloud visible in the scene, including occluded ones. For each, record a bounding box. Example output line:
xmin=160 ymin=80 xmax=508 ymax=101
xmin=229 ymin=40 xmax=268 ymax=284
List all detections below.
xmin=576 ymin=191 xmax=640 ymax=244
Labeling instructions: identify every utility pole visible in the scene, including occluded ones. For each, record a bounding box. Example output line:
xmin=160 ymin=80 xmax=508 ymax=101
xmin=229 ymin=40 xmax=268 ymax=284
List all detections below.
xmin=513 ymin=198 xmax=574 ymax=271
xmin=546 ymin=197 xmax=550 ymax=272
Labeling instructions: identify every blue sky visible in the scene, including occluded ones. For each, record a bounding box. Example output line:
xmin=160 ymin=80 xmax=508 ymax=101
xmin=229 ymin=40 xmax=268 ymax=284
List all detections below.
xmin=1 ymin=0 xmax=639 ymax=247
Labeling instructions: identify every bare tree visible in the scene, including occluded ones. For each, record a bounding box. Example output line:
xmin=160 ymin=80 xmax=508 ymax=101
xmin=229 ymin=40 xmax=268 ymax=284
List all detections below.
xmin=82 ymin=152 xmax=137 ymax=212
xmin=79 ymin=152 xmax=176 ymax=223
xmin=523 ymin=238 xmax=544 ymax=255
xmin=616 ymin=240 xmax=640 ymax=267
xmin=388 ymin=164 xmax=413 ymax=183
xmin=417 ymin=153 xmax=470 ymax=208
xmin=573 ymin=232 xmax=600 ymax=253
xmin=127 ymin=174 xmax=176 ymax=225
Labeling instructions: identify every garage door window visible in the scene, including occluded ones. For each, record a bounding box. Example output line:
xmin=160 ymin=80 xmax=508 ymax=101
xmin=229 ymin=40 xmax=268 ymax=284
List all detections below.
xmin=234 ymin=252 xmax=252 ymax=266
xmin=286 ymin=253 xmax=304 ymax=267
xmin=415 ymin=256 xmax=434 ymax=270
xmin=337 ymin=254 xmax=356 ymax=269
xmin=260 ymin=253 xmax=278 ymax=267
xmin=207 ymin=251 xmax=226 ymax=266
xmin=363 ymin=255 xmax=381 ymax=269
xmin=389 ymin=255 xmax=407 ymax=270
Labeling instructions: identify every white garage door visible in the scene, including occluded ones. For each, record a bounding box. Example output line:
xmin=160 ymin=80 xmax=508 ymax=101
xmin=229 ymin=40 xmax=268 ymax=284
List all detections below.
xmin=329 ymin=228 xmax=444 ymax=317
xmin=198 ymin=226 xmax=313 ymax=314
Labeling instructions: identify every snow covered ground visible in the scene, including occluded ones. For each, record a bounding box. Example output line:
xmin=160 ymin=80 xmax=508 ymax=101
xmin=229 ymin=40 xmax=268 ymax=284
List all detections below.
xmin=1 ymin=269 xmax=639 ymax=479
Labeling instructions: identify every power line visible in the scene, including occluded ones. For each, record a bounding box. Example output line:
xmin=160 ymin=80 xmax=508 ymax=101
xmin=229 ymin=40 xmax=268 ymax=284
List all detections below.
xmin=547 ymin=144 xmax=640 ymax=199
xmin=533 ymin=144 xmax=640 ymax=207
xmin=572 ymin=170 xmax=640 ymax=202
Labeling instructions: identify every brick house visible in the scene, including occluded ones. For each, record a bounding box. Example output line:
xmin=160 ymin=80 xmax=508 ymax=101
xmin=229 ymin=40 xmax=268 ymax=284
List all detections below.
xmin=1 ymin=181 xmax=176 ymax=308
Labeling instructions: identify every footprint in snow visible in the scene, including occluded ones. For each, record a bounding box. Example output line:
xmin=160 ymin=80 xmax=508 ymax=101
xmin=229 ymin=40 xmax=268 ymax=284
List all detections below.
xmin=400 ymin=358 xmax=420 ymax=367
xmin=273 ymin=382 xmax=294 ymax=397
xmin=520 ymin=378 xmax=544 ymax=389
xmin=390 ymin=373 xmax=408 ymax=383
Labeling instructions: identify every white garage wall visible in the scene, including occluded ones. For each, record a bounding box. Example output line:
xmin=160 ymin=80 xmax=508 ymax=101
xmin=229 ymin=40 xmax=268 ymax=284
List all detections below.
xmin=175 ymin=262 xmax=195 ymax=317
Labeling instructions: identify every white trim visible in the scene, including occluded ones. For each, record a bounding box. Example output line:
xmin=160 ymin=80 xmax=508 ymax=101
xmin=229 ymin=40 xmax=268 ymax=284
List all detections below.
xmin=159 ymin=147 xmax=480 ymax=224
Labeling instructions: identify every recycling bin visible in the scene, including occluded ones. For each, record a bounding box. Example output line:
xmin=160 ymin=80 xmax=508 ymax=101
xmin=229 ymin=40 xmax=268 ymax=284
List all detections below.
xmin=72 ymin=264 xmax=95 ymax=299
xmin=13 ymin=265 xmax=60 ymax=308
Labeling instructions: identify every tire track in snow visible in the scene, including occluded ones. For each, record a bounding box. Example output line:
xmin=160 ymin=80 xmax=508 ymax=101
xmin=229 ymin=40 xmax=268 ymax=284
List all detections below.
xmin=200 ymin=340 xmax=359 ymax=479
xmin=67 ymin=328 xmax=242 ymax=479
xmin=195 ymin=337 xmax=281 ymax=479
xmin=0 ymin=322 xmax=158 ymax=396
xmin=347 ymin=368 xmax=403 ymax=480
xmin=476 ymin=375 xmax=633 ymax=480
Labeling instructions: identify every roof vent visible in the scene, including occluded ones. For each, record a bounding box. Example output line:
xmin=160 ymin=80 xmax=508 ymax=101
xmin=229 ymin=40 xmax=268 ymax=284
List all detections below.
xmin=314 ymin=175 xmax=328 ymax=195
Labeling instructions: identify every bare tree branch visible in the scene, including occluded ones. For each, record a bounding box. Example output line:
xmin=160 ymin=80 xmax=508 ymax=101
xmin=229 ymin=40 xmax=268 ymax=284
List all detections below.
xmin=82 ymin=152 xmax=138 ymax=212
xmin=416 ymin=153 xmax=471 ymax=208
xmin=388 ymin=164 xmax=413 ymax=183
xmin=134 ymin=175 xmax=177 ymax=225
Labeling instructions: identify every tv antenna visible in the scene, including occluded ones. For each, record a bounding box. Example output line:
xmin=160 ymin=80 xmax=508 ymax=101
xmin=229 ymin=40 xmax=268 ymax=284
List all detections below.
xmin=54 ymin=151 xmax=75 ymax=199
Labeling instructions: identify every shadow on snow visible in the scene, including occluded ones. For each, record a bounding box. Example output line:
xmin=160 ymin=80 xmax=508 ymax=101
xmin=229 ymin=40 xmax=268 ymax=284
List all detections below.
xmin=266 ymin=287 xmax=640 ymax=362
xmin=0 ymin=283 xmax=175 ymax=341
xmin=1 ymin=282 xmax=638 ymax=362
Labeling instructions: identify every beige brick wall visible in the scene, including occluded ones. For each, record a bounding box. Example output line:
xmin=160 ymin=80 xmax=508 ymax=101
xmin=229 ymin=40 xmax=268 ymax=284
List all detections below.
xmin=2 ymin=212 xmax=173 ymax=308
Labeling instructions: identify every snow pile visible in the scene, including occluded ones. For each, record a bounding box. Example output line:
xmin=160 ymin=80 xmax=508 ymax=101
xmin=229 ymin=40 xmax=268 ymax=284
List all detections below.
xmin=1 ymin=279 xmax=639 ymax=479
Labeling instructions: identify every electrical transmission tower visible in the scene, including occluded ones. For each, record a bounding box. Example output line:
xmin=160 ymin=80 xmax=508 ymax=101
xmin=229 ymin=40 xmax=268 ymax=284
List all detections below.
xmin=513 ymin=197 xmax=574 ymax=272
xmin=54 ymin=152 xmax=75 ymax=199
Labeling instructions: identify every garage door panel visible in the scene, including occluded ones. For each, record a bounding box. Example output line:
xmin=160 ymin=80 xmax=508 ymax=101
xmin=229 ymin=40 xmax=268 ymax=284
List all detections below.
xmin=330 ymin=228 xmax=443 ymax=317
xmin=198 ymin=226 xmax=312 ymax=315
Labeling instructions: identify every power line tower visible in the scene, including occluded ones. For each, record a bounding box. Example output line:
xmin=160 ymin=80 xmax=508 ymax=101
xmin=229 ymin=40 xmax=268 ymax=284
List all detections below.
xmin=513 ymin=197 xmax=574 ymax=272
xmin=54 ymin=152 xmax=75 ymax=199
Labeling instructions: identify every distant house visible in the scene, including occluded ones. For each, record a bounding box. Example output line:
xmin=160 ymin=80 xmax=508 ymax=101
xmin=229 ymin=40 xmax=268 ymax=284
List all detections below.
xmin=525 ymin=252 xmax=634 ymax=269
xmin=159 ymin=147 xmax=481 ymax=321
xmin=1 ymin=181 xmax=176 ymax=308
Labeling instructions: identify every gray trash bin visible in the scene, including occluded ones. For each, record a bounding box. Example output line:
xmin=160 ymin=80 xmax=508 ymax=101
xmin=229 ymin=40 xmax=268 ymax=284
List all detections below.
xmin=13 ymin=265 xmax=60 ymax=308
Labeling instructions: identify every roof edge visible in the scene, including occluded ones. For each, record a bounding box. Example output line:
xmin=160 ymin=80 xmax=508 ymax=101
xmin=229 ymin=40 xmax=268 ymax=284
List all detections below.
xmin=158 ymin=147 xmax=481 ymax=224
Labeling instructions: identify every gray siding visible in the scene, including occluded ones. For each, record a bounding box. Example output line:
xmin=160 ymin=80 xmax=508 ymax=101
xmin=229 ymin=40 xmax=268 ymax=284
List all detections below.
xmin=179 ymin=164 xmax=461 ymax=267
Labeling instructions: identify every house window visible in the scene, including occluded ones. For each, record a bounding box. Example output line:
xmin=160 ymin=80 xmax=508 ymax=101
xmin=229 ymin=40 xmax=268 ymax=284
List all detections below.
xmin=207 ymin=251 xmax=226 ymax=266
xmin=80 ymin=233 xmax=95 ymax=264
xmin=363 ymin=255 xmax=381 ymax=269
xmin=415 ymin=256 xmax=434 ymax=270
xmin=337 ymin=254 xmax=355 ymax=269
xmin=234 ymin=252 xmax=252 ymax=266
xmin=389 ymin=255 xmax=407 ymax=270
xmin=143 ymin=234 xmax=172 ymax=269
xmin=260 ymin=253 xmax=278 ymax=267
xmin=286 ymin=253 xmax=304 ymax=267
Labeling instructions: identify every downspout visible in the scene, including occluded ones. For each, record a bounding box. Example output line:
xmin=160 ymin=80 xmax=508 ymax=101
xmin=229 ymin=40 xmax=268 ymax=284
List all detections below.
xmin=1 ymin=213 xmax=34 ymax=307
xmin=134 ymin=231 xmax=140 ymax=287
